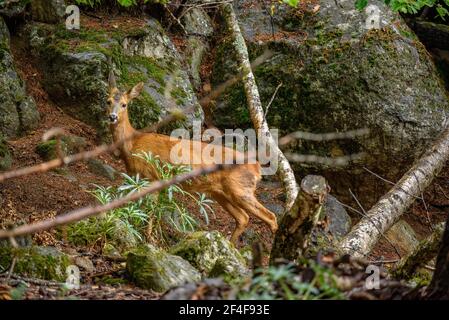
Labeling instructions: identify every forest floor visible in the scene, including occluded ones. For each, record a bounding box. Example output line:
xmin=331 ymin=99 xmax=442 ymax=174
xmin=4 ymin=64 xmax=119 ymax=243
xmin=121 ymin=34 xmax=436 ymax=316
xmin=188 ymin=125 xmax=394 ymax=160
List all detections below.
xmin=0 ymin=12 xmax=448 ymax=299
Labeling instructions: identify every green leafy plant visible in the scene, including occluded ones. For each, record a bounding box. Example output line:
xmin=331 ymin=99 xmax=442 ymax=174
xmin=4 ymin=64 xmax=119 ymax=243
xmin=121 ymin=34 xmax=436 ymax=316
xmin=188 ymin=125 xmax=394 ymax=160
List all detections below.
xmin=355 ymin=0 xmax=449 ymax=20
xmin=66 ymin=152 xmax=214 ymax=248
xmin=237 ymin=261 xmax=345 ymax=300
xmin=74 ymin=0 xmax=169 ymax=8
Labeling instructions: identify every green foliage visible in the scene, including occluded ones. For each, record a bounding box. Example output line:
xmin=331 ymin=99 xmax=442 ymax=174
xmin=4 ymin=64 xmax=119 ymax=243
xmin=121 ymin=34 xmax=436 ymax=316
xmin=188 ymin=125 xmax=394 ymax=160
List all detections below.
xmin=282 ymin=0 xmax=300 ymax=7
xmin=66 ymin=152 xmax=213 ymax=247
xmin=355 ymin=0 xmax=449 ymax=20
xmin=134 ymin=152 xmax=214 ymax=239
xmin=237 ymin=262 xmax=345 ymax=300
xmin=74 ymin=0 xmax=169 ymax=8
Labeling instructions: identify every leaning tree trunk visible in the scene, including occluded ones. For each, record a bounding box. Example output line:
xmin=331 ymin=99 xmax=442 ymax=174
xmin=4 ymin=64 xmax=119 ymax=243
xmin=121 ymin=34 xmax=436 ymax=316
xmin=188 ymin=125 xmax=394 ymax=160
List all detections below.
xmin=340 ymin=126 xmax=449 ymax=257
xmin=425 ymin=214 xmax=449 ymax=299
xmin=393 ymin=223 xmax=445 ymax=280
xmin=270 ymin=175 xmax=329 ymax=265
xmin=221 ymin=3 xmax=298 ymax=211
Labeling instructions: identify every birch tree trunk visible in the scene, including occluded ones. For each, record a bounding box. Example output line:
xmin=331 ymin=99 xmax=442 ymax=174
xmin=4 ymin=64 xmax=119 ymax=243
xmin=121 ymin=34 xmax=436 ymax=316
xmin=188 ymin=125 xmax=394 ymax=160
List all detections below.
xmin=221 ymin=3 xmax=298 ymax=210
xmin=340 ymin=126 xmax=449 ymax=257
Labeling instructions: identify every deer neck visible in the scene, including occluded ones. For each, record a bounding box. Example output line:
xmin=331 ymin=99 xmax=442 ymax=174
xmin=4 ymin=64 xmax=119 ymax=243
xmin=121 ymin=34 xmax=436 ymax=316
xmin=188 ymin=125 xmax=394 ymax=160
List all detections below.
xmin=111 ymin=112 xmax=136 ymax=159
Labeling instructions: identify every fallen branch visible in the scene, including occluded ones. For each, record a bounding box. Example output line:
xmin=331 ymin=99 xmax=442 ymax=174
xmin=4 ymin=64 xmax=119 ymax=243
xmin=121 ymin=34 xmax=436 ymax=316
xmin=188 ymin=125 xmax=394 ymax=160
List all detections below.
xmin=222 ymin=3 xmax=298 ymax=211
xmin=340 ymin=126 xmax=449 ymax=257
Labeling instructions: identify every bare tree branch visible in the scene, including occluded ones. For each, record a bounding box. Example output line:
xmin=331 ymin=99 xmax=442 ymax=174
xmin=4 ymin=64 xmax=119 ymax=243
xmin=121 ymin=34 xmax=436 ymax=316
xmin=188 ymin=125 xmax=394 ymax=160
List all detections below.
xmin=0 ymin=163 xmax=240 ymax=239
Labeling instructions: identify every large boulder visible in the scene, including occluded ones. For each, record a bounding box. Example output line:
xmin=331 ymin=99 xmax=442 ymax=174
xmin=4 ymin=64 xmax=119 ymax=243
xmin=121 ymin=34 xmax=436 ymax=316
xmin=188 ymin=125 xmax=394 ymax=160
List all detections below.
xmin=30 ymin=0 xmax=66 ymax=24
xmin=181 ymin=7 xmax=214 ymax=90
xmin=170 ymin=231 xmax=249 ymax=279
xmin=0 ymin=0 xmax=28 ymax=18
xmin=126 ymin=244 xmax=201 ymax=293
xmin=0 ymin=17 xmax=40 ymax=138
xmin=26 ymin=18 xmax=203 ymax=139
xmin=212 ymin=0 xmax=449 ymax=205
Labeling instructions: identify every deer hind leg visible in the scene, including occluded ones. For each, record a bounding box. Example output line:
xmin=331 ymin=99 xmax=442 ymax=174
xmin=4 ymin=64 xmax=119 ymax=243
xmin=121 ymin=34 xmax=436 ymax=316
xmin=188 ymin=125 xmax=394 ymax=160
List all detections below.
xmin=231 ymin=191 xmax=278 ymax=234
xmin=213 ymin=193 xmax=249 ymax=244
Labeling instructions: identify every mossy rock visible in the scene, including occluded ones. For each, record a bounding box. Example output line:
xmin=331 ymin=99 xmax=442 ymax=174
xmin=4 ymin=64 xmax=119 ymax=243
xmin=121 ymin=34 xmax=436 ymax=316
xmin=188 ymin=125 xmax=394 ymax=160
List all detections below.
xmin=212 ymin=0 xmax=449 ymax=206
xmin=0 ymin=246 xmax=70 ymax=282
xmin=170 ymin=231 xmax=249 ymax=280
xmin=0 ymin=16 xmax=40 ymax=138
xmin=386 ymin=220 xmax=419 ymax=255
xmin=30 ymin=0 xmax=66 ymax=24
xmin=35 ymin=136 xmax=86 ymax=160
xmin=126 ymin=244 xmax=201 ymax=293
xmin=0 ymin=0 xmax=29 ymax=18
xmin=26 ymin=17 xmax=203 ymax=140
xmin=0 ymin=134 xmax=12 ymax=170
xmin=87 ymin=159 xmax=117 ymax=181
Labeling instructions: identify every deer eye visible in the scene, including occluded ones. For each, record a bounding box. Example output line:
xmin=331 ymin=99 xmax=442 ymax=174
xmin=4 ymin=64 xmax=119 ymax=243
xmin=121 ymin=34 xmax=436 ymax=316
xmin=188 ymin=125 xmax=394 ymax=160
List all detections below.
xmin=121 ymin=103 xmax=127 ymax=108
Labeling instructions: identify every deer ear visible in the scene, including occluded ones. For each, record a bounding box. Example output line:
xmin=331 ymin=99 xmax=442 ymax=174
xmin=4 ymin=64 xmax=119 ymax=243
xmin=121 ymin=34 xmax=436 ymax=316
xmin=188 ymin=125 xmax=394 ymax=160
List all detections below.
xmin=128 ymin=82 xmax=144 ymax=100
xmin=108 ymin=70 xmax=117 ymax=91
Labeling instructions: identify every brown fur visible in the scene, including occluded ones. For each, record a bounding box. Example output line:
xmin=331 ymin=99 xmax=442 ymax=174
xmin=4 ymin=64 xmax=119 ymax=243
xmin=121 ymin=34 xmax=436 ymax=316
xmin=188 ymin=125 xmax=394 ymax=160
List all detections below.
xmin=107 ymin=78 xmax=278 ymax=244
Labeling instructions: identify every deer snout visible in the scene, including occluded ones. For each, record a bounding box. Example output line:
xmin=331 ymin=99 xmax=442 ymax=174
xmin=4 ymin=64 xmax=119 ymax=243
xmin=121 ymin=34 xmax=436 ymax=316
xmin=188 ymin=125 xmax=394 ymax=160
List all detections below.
xmin=109 ymin=113 xmax=118 ymax=124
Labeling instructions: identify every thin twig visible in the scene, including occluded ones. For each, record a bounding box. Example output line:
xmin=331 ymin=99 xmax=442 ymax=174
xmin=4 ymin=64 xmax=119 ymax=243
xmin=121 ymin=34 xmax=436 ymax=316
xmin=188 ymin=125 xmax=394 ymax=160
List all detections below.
xmin=0 ymin=51 xmax=274 ymax=184
xmin=0 ymin=161 xmax=249 ymax=239
xmin=362 ymin=167 xmax=424 ymax=202
xmin=264 ymin=82 xmax=282 ymax=118
xmin=5 ymin=257 xmax=16 ymax=283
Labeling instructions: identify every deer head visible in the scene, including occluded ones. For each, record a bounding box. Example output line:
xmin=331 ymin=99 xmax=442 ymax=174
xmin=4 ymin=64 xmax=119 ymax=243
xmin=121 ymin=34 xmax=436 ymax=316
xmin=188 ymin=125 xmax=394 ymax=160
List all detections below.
xmin=107 ymin=71 xmax=144 ymax=125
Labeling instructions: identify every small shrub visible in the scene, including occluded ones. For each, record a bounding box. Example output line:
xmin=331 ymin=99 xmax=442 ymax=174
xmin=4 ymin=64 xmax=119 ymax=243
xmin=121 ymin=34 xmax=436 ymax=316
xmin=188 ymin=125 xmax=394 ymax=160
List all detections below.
xmin=74 ymin=0 xmax=169 ymax=8
xmin=237 ymin=261 xmax=345 ymax=300
xmin=66 ymin=152 xmax=214 ymax=249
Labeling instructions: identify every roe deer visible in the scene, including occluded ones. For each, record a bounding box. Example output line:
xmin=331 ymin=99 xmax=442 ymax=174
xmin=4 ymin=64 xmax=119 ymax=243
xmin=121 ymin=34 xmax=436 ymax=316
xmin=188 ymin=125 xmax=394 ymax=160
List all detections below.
xmin=106 ymin=72 xmax=278 ymax=244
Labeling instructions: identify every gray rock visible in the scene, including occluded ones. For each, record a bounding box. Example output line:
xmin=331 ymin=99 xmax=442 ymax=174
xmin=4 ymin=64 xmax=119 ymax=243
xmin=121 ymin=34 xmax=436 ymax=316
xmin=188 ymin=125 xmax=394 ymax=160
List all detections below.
xmin=185 ymin=37 xmax=208 ymax=90
xmin=87 ymin=159 xmax=117 ymax=181
xmin=0 ymin=0 xmax=28 ymax=18
xmin=170 ymin=231 xmax=249 ymax=279
xmin=212 ymin=0 xmax=449 ymax=206
xmin=324 ymin=195 xmax=351 ymax=238
xmin=27 ymin=18 xmax=203 ymax=139
xmin=35 ymin=135 xmax=86 ymax=160
xmin=0 ymin=17 xmax=40 ymax=138
xmin=121 ymin=19 xmax=204 ymax=130
xmin=181 ymin=8 xmax=213 ymax=90
xmin=31 ymin=0 xmax=66 ymax=23
xmin=386 ymin=220 xmax=419 ymax=255
xmin=181 ymin=7 xmax=214 ymax=37
xmin=74 ymin=256 xmax=95 ymax=273
xmin=126 ymin=244 xmax=201 ymax=293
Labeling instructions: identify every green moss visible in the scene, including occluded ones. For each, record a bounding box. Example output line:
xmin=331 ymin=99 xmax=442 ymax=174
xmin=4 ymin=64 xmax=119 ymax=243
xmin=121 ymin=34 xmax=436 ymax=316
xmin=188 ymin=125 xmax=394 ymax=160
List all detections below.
xmin=128 ymin=91 xmax=161 ymax=129
xmin=0 ymin=246 xmax=70 ymax=282
xmin=121 ymin=55 xmax=167 ymax=87
xmin=0 ymin=134 xmax=12 ymax=170
xmin=126 ymin=244 xmax=201 ymax=292
xmin=170 ymin=231 xmax=248 ymax=279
